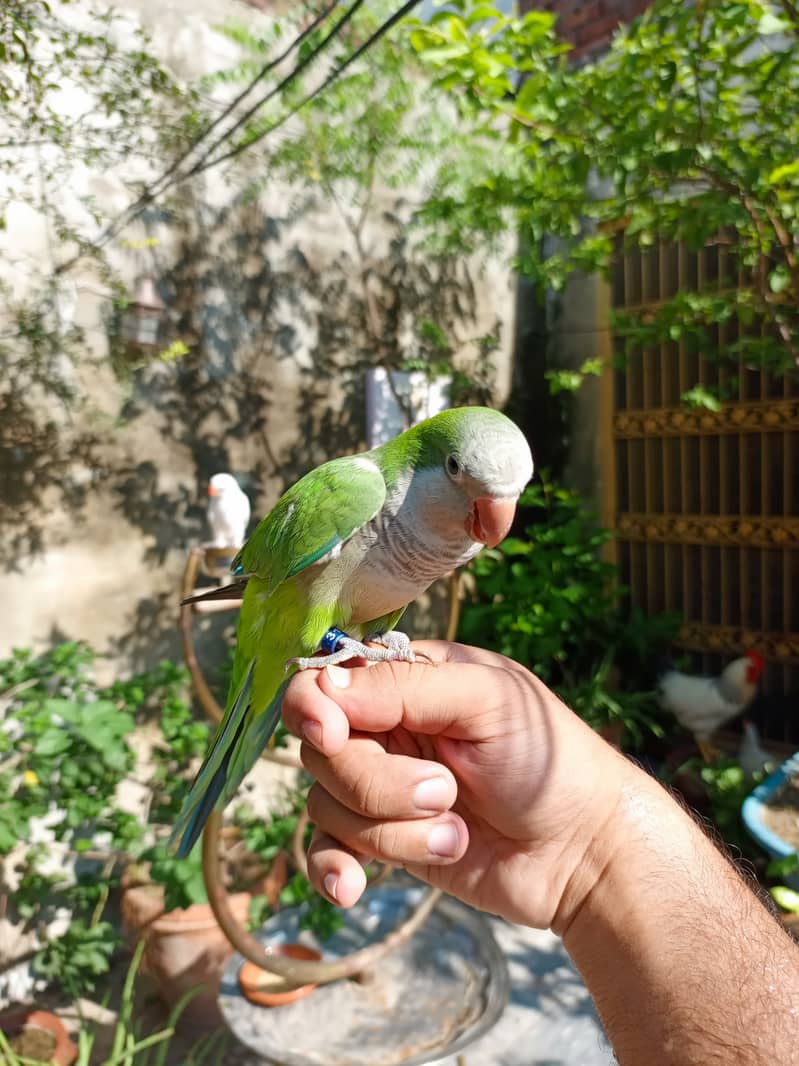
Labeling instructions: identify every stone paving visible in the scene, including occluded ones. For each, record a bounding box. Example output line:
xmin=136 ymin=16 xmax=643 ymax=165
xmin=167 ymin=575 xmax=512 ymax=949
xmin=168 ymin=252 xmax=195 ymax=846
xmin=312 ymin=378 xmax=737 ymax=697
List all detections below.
xmin=218 ymin=913 xmax=614 ymax=1066
xmin=434 ymin=920 xmax=614 ymax=1066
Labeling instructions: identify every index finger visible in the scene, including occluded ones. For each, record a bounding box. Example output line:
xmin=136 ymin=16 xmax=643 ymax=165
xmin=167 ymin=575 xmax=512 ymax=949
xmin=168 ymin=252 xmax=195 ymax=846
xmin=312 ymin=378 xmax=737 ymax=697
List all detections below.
xmin=282 ymin=641 xmax=529 ymax=757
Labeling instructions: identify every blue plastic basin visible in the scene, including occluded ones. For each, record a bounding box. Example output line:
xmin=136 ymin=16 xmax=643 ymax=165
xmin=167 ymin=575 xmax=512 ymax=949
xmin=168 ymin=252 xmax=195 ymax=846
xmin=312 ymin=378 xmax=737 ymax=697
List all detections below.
xmin=742 ymin=753 xmax=799 ymax=888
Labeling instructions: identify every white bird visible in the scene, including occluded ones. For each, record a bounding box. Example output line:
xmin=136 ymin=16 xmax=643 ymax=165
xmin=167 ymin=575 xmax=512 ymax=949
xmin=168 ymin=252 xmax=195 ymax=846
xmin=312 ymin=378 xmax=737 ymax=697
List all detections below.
xmin=206 ymin=473 xmax=251 ymax=549
xmin=738 ymin=720 xmax=776 ymax=778
xmin=657 ymin=651 xmax=765 ymax=761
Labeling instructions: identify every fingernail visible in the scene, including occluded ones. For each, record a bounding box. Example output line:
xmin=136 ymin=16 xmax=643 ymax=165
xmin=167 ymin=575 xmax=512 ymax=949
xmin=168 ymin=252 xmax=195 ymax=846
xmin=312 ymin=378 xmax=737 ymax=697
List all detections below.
xmin=323 ymin=873 xmax=338 ymax=902
xmin=302 ymin=720 xmax=323 ymax=749
xmin=326 ymin=665 xmax=351 ymax=688
xmin=413 ymin=777 xmax=451 ymax=812
xmin=427 ymin=822 xmax=460 ymax=858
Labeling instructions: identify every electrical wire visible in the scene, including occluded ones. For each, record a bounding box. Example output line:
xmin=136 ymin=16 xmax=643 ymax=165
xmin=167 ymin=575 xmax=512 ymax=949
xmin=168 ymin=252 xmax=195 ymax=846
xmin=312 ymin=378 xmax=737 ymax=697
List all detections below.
xmin=147 ymin=0 xmax=341 ymax=201
xmin=59 ymin=0 xmax=342 ymax=263
xmin=178 ymin=0 xmax=370 ymax=182
xmin=55 ymin=0 xmax=422 ymax=272
xmin=193 ymin=0 xmax=423 ymax=174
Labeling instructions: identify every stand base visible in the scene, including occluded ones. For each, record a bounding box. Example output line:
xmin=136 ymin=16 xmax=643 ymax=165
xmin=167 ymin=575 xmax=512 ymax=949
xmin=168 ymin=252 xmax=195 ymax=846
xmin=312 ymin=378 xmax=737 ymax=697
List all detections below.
xmin=218 ymin=879 xmax=509 ymax=1066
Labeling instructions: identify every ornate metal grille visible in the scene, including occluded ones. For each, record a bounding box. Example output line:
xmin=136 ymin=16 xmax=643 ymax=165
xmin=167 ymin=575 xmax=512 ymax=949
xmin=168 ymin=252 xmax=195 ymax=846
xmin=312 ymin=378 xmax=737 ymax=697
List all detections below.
xmin=603 ymin=240 xmax=798 ymax=741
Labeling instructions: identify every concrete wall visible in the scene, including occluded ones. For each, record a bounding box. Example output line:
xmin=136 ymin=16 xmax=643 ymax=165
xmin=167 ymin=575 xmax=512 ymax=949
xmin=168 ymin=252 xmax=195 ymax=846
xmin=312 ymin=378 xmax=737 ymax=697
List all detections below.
xmin=0 ymin=0 xmax=517 ymax=674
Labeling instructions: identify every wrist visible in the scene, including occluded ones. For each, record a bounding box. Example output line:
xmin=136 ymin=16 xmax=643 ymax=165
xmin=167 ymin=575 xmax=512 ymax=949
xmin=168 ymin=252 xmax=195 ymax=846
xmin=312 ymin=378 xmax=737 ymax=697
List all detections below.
xmin=549 ymin=752 xmax=650 ymax=937
xmin=557 ymin=767 xmax=739 ymax=1001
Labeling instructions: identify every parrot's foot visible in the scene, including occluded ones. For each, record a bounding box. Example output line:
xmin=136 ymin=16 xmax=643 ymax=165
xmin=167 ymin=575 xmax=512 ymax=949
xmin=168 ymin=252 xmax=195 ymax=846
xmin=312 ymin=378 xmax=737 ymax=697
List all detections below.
xmin=288 ymin=627 xmax=416 ymax=671
xmin=363 ymin=629 xmax=414 ymax=659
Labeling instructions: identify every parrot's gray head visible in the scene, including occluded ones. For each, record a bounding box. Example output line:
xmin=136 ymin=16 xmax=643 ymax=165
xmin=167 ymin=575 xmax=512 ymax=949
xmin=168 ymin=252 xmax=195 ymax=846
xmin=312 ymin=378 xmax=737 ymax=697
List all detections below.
xmin=451 ymin=412 xmax=534 ymax=500
xmin=412 ymin=407 xmax=534 ymax=549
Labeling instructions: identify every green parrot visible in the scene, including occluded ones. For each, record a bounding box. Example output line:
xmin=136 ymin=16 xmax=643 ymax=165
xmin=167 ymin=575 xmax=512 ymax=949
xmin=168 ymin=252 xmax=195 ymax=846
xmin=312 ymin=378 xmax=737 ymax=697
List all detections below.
xmin=171 ymin=406 xmax=533 ymax=857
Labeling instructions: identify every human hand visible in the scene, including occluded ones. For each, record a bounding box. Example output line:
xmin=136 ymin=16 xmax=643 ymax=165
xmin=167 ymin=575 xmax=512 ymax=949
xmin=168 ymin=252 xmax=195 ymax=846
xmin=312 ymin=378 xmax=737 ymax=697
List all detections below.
xmin=287 ymin=643 xmax=799 ymax=1066
xmin=282 ymin=641 xmax=638 ymax=931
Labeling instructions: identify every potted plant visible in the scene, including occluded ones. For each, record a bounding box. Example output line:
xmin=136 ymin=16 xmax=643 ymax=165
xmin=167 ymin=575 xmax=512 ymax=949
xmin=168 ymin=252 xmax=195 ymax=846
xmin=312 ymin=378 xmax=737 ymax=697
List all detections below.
xmin=0 ymin=940 xmax=228 ymax=1065
xmin=0 ymin=642 xmax=143 ymax=1006
xmin=0 ymin=643 xmax=276 ymax=1022
xmin=0 ymin=1007 xmax=77 ymax=1066
xmin=119 ymin=797 xmax=308 ymax=1028
xmin=119 ymin=848 xmax=254 ymax=1029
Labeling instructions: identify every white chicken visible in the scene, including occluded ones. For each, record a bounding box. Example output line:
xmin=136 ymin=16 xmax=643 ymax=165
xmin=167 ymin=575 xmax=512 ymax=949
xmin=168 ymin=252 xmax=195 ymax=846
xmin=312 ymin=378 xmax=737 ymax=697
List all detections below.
xmin=657 ymin=650 xmax=765 ymax=760
xmin=206 ymin=472 xmax=251 ymax=549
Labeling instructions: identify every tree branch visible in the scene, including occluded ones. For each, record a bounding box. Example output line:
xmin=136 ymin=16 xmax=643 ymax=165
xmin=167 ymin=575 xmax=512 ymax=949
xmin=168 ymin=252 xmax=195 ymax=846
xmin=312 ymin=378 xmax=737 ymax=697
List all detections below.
xmin=778 ymin=0 xmax=799 ymax=31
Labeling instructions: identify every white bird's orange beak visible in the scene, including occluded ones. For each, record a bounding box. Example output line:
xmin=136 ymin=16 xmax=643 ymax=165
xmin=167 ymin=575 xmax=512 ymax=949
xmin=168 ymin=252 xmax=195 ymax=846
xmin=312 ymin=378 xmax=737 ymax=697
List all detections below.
xmin=465 ymin=496 xmax=517 ymax=548
xmin=208 ymin=485 xmax=218 ymax=497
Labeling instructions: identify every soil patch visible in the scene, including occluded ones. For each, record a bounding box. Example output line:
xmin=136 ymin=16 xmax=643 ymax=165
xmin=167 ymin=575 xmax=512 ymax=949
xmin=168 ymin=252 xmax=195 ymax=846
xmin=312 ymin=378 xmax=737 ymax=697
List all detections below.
xmin=763 ymin=772 xmax=799 ymax=850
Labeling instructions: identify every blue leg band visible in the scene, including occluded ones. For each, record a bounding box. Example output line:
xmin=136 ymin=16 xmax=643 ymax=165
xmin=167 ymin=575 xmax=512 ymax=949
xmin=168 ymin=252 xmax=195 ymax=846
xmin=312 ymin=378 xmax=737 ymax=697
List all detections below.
xmin=320 ymin=627 xmax=348 ymax=654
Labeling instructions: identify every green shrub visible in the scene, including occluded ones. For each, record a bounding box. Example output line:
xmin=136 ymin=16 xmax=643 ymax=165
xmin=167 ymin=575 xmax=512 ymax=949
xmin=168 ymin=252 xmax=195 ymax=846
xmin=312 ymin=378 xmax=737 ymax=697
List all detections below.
xmin=0 ymin=643 xmax=207 ymax=998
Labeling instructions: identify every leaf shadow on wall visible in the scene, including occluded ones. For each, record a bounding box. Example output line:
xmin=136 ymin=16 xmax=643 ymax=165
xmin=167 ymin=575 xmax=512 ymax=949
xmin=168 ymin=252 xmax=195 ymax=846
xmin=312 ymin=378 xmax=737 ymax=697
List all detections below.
xmin=105 ymin=192 xmax=482 ymax=670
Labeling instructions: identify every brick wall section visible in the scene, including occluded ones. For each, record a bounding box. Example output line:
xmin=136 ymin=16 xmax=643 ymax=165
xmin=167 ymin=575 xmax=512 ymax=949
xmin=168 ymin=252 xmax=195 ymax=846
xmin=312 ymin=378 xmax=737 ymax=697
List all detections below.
xmin=521 ymin=0 xmax=653 ymax=59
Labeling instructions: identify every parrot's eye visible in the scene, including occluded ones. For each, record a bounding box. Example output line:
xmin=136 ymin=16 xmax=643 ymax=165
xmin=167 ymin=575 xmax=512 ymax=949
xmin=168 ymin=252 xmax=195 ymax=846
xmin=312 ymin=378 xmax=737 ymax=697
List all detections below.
xmin=445 ymin=454 xmax=462 ymax=479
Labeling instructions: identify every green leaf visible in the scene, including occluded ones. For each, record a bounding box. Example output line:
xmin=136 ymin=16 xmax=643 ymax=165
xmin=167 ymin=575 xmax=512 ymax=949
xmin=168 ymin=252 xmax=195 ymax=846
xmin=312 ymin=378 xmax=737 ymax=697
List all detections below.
xmin=768 ymin=160 xmax=799 ymax=185
xmin=34 ymin=729 xmax=71 ymax=756
xmin=771 ymin=885 xmax=799 ymax=914
xmin=579 ymin=357 xmax=604 ymax=377
xmin=545 ymin=369 xmax=584 ymax=394
xmin=769 ymin=265 xmax=791 ymax=294
xmin=681 ymin=385 xmax=721 ymax=411
xmin=757 ymin=12 xmax=789 ymax=35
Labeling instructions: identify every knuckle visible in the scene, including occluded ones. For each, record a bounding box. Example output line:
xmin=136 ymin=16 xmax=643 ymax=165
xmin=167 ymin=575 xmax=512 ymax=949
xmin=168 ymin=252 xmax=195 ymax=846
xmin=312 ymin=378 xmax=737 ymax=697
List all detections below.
xmin=383 ymin=660 xmax=421 ymax=721
xmin=306 ymin=830 xmax=332 ymax=869
xmin=305 ymin=784 xmax=326 ymax=827
xmin=350 ymin=768 xmax=385 ymax=817
xmin=384 ymin=658 xmax=415 ymax=700
xmin=365 ymin=820 xmax=404 ymax=860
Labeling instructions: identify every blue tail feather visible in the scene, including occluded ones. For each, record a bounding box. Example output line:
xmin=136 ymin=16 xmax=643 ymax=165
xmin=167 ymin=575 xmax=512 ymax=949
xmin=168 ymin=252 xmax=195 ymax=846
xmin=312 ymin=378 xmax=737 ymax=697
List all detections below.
xmin=170 ymin=667 xmax=289 ymax=859
xmin=169 ymin=661 xmax=255 ymax=856
xmin=227 ymin=680 xmax=288 ymax=790
xmin=174 ymin=717 xmax=247 ymax=859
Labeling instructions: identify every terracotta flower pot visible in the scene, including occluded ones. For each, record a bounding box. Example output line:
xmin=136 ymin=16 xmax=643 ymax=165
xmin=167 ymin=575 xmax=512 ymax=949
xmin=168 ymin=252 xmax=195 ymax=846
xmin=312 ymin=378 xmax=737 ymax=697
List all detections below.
xmin=1 ymin=1008 xmax=77 ymax=1066
xmin=121 ymin=874 xmax=252 ymax=1029
xmin=238 ymin=944 xmax=323 ymax=1007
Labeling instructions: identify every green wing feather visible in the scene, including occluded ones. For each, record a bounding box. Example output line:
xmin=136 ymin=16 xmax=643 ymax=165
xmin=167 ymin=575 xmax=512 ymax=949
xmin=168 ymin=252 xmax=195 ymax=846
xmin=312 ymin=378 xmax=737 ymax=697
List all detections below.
xmin=170 ymin=455 xmax=387 ymax=856
xmin=234 ymin=455 xmax=387 ymax=586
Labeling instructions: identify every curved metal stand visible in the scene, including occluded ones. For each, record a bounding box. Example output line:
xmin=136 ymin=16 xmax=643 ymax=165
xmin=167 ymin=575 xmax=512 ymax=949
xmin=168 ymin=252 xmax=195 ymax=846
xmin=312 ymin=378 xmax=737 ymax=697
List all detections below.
xmin=181 ymin=547 xmax=462 ymax=990
xmin=202 ymin=812 xmax=442 ymax=990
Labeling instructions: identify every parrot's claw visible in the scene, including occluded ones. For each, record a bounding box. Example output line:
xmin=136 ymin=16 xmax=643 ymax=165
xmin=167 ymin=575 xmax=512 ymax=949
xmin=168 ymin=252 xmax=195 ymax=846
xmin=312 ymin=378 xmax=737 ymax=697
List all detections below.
xmin=287 ymin=629 xmax=416 ymax=672
xmin=363 ymin=629 xmax=415 ymax=659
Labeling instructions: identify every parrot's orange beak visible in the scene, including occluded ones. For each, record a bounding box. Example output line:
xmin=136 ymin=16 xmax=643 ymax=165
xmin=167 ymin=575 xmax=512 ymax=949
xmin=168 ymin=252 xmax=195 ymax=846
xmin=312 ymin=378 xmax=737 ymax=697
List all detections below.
xmin=466 ymin=497 xmax=517 ymax=548
xmin=207 ymin=486 xmax=218 ymax=497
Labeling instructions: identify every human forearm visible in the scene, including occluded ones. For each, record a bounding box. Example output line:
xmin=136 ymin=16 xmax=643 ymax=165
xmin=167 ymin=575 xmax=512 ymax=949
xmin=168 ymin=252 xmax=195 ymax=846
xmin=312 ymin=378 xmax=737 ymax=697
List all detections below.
xmin=283 ymin=647 xmax=799 ymax=1063
xmin=559 ymin=767 xmax=799 ymax=1066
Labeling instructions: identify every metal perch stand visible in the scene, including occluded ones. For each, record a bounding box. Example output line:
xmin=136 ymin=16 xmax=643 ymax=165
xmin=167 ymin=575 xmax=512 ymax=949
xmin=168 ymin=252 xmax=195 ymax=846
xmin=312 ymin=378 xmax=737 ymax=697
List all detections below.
xmin=203 ymin=810 xmax=441 ymax=988
xmin=181 ymin=546 xmax=463 ymax=991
